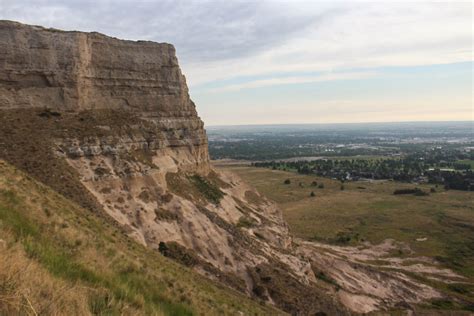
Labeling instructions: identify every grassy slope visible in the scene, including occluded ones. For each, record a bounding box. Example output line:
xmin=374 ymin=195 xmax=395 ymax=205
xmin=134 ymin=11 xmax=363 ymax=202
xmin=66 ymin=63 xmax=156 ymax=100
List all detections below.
xmin=0 ymin=160 xmax=283 ymax=316
xmin=225 ymin=167 xmax=474 ymax=296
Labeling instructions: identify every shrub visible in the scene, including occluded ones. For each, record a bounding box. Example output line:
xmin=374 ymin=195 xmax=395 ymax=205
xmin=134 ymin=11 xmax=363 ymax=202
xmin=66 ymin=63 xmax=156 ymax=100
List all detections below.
xmin=393 ymin=188 xmax=418 ymax=195
xmin=190 ymin=175 xmax=224 ymax=204
xmin=310 ymin=191 xmax=315 ymax=197
xmin=154 ymin=208 xmax=179 ymax=222
xmin=393 ymin=188 xmax=428 ymax=196
xmin=318 ymin=183 xmax=324 ymax=189
xmin=414 ymin=189 xmax=429 ymax=196
xmin=334 ymin=231 xmax=359 ymax=244
xmin=158 ymin=241 xmax=198 ymax=267
xmin=284 ymin=179 xmax=291 ymax=185
xmin=158 ymin=241 xmax=169 ymax=256
xmin=315 ymin=271 xmax=338 ymax=287
xmin=237 ymin=216 xmax=255 ymax=228
xmin=311 ymin=181 xmax=318 ymax=186
xmin=340 ymin=185 xmax=345 ymax=191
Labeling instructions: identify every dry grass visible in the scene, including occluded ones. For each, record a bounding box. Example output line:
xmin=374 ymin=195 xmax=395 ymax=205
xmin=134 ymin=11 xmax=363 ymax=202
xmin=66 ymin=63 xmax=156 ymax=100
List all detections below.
xmin=0 ymin=160 xmax=283 ymax=316
xmin=0 ymin=236 xmax=92 ymax=316
xmin=225 ymin=167 xmax=474 ymax=278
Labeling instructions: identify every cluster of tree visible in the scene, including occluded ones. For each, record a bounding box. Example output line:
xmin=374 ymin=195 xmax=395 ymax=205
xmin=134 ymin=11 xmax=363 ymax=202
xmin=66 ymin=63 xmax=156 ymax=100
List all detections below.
xmin=427 ymin=170 xmax=474 ymax=191
xmin=255 ymin=155 xmax=474 ymax=191
xmin=393 ymin=188 xmax=429 ymax=196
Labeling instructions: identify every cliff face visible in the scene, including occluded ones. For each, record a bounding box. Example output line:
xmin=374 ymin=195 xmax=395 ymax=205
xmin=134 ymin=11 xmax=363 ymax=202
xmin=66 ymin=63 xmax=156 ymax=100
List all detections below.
xmin=0 ymin=20 xmax=209 ymax=172
xmin=0 ymin=20 xmax=194 ymax=114
xmin=0 ymin=20 xmax=349 ymax=315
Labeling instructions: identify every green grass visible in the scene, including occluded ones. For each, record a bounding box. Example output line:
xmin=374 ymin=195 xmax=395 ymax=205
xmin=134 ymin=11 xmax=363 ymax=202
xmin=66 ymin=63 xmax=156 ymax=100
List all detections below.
xmin=225 ymin=166 xmax=474 ymax=280
xmin=0 ymin=189 xmax=192 ymax=315
xmin=0 ymin=161 xmax=283 ymax=315
xmin=189 ymin=175 xmax=225 ymax=205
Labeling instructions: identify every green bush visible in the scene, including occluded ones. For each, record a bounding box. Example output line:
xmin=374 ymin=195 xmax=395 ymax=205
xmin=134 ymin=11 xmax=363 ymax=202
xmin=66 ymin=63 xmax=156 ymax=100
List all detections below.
xmin=237 ymin=216 xmax=255 ymax=228
xmin=190 ymin=175 xmax=224 ymax=204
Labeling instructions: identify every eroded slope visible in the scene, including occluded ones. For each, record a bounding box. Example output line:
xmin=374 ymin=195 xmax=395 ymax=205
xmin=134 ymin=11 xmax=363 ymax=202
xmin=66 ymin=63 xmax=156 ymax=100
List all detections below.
xmin=0 ymin=160 xmax=282 ymax=315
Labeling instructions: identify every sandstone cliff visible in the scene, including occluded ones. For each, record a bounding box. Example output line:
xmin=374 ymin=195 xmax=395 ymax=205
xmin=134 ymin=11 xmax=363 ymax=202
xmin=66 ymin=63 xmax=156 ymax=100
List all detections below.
xmin=0 ymin=20 xmax=455 ymax=315
xmin=0 ymin=20 xmax=349 ymax=315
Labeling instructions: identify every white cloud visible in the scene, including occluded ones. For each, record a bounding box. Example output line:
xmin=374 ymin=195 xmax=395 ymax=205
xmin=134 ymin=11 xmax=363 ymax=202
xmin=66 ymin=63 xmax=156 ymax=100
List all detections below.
xmin=0 ymin=0 xmax=471 ymax=124
xmin=203 ymin=71 xmax=377 ymax=93
xmin=182 ymin=2 xmax=472 ymax=86
xmin=1 ymin=1 xmax=470 ymax=87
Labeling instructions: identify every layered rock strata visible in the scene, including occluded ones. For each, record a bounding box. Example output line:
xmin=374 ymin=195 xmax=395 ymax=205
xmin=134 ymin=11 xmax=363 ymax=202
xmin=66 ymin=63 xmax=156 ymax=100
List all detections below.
xmin=0 ymin=20 xmax=349 ymax=315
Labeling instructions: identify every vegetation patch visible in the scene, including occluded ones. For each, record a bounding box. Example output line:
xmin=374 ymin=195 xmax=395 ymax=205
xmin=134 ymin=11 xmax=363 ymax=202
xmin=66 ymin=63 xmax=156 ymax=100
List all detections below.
xmin=158 ymin=241 xmax=199 ymax=267
xmin=393 ymin=188 xmax=428 ymax=196
xmin=154 ymin=208 xmax=179 ymax=222
xmin=189 ymin=175 xmax=225 ymax=205
xmin=236 ymin=216 xmax=256 ymax=228
xmin=166 ymin=173 xmax=225 ymax=206
xmin=315 ymin=270 xmax=340 ymax=289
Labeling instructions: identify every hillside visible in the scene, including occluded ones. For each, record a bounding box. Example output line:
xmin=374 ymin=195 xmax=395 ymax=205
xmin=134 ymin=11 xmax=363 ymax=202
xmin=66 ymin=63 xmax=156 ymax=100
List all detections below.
xmin=0 ymin=160 xmax=283 ymax=315
xmin=0 ymin=21 xmax=346 ymax=315
xmin=2 ymin=20 xmax=471 ymax=315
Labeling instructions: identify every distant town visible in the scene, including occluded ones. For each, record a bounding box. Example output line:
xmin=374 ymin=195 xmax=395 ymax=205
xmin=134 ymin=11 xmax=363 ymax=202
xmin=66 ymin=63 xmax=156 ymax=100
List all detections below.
xmin=208 ymin=122 xmax=474 ymax=191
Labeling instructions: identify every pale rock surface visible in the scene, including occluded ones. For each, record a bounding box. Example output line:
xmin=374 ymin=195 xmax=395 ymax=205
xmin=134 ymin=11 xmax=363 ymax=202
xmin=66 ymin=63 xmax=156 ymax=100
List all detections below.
xmin=1 ymin=20 xmax=339 ymax=314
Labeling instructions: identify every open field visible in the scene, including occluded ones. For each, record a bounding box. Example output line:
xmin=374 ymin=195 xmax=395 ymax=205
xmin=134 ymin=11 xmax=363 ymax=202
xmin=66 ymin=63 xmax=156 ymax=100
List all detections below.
xmin=222 ymin=166 xmax=474 ymax=283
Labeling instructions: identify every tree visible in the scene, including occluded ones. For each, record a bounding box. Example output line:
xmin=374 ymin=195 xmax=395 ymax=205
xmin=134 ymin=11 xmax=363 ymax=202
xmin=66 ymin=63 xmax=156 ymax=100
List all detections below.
xmin=158 ymin=241 xmax=169 ymax=256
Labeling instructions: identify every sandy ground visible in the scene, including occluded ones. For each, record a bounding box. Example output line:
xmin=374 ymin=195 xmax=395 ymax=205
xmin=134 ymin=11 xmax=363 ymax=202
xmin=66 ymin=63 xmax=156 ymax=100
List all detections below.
xmin=296 ymin=238 xmax=467 ymax=313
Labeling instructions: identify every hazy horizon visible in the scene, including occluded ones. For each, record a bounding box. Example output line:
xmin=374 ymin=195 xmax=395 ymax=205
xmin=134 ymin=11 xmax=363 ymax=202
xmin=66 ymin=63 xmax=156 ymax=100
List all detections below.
xmin=1 ymin=1 xmax=472 ymax=125
xmin=206 ymin=119 xmax=474 ymax=128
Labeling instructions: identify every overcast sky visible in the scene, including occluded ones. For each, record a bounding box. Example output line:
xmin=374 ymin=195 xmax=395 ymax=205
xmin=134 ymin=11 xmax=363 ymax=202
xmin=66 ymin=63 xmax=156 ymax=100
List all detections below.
xmin=1 ymin=0 xmax=472 ymax=125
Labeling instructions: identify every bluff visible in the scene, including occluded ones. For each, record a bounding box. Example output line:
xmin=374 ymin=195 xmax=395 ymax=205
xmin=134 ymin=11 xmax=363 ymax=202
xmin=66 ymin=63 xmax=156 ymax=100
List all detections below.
xmin=0 ymin=20 xmax=348 ymax=315
xmin=1 ymin=21 xmax=448 ymax=315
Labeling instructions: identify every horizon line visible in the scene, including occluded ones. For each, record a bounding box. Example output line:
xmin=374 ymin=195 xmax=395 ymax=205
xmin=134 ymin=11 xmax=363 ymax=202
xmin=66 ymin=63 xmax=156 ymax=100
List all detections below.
xmin=205 ymin=119 xmax=474 ymax=128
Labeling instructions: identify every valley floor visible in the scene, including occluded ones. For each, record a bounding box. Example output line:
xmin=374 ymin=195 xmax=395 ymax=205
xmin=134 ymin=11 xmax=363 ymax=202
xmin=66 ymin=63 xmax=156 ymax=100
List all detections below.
xmin=222 ymin=165 xmax=474 ymax=314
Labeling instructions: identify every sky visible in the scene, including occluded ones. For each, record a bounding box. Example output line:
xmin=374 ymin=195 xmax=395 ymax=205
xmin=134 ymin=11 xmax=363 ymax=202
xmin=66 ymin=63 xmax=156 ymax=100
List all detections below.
xmin=0 ymin=0 xmax=472 ymax=125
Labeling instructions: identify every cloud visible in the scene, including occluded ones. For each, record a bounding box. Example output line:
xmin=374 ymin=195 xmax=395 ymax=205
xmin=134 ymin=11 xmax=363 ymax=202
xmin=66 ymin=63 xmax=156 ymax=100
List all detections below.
xmin=0 ymin=1 xmax=470 ymax=87
xmin=0 ymin=0 xmax=335 ymax=62
xmin=0 ymin=1 xmax=471 ymax=125
xmin=202 ymin=71 xmax=377 ymax=93
xmin=181 ymin=2 xmax=472 ymax=85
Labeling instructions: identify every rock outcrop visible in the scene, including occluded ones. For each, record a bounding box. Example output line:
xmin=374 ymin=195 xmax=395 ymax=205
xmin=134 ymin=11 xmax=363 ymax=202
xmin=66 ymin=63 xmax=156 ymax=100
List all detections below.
xmin=0 ymin=20 xmax=348 ymax=315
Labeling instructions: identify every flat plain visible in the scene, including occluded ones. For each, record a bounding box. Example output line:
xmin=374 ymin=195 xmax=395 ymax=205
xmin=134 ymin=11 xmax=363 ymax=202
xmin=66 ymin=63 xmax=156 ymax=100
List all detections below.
xmin=223 ymin=166 xmax=474 ymax=283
